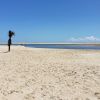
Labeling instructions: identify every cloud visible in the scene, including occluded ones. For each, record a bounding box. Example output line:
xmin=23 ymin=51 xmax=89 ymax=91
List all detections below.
xmin=69 ymin=36 xmax=100 ymax=42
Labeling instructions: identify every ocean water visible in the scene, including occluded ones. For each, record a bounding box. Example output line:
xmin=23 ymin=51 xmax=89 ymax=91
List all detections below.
xmin=21 ymin=44 xmax=100 ymax=50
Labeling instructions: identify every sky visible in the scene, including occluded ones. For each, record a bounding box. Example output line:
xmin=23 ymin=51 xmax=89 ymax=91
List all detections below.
xmin=0 ymin=0 xmax=100 ymax=43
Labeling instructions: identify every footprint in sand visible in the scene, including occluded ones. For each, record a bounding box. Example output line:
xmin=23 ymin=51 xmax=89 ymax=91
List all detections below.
xmin=94 ymin=92 xmax=100 ymax=99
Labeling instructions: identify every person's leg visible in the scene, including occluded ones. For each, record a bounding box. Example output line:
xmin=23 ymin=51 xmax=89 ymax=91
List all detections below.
xmin=8 ymin=45 xmax=10 ymax=52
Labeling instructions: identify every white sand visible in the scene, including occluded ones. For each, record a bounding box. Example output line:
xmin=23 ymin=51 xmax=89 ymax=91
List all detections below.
xmin=0 ymin=45 xmax=100 ymax=100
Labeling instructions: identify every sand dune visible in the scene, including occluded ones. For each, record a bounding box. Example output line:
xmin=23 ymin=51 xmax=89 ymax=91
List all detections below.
xmin=0 ymin=45 xmax=100 ymax=100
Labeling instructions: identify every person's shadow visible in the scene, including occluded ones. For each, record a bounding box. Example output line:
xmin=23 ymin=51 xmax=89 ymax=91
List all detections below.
xmin=0 ymin=51 xmax=9 ymax=53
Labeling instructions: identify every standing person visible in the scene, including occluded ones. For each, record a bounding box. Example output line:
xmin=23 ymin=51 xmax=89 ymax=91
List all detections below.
xmin=8 ymin=30 xmax=15 ymax=52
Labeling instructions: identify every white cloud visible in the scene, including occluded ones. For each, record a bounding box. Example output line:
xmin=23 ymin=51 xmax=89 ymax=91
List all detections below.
xmin=69 ymin=36 xmax=100 ymax=42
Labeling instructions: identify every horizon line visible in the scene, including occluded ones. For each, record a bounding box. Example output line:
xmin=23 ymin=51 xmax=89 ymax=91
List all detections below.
xmin=1 ymin=42 xmax=100 ymax=45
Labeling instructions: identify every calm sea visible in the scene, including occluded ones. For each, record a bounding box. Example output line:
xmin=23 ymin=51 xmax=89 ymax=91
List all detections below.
xmin=21 ymin=44 xmax=100 ymax=50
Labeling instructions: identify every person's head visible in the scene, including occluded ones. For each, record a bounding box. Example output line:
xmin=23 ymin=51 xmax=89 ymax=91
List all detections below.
xmin=8 ymin=30 xmax=15 ymax=38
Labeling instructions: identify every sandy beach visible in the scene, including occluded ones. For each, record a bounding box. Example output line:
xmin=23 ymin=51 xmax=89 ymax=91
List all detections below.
xmin=0 ymin=45 xmax=100 ymax=100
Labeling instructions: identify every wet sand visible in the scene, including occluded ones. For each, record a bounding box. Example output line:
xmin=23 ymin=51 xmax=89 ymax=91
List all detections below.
xmin=0 ymin=45 xmax=100 ymax=100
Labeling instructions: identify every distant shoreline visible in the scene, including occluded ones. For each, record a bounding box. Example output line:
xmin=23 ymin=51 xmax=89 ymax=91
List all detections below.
xmin=1 ymin=43 xmax=100 ymax=50
xmin=0 ymin=43 xmax=100 ymax=45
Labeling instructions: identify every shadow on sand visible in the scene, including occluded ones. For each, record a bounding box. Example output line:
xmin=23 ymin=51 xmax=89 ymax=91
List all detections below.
xmin=0 ymin=51 xmax=9 ymax=53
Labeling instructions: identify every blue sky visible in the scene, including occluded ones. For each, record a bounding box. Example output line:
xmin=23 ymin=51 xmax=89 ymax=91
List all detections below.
xmin=0 ymin=0 xmax=100 ymax=43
